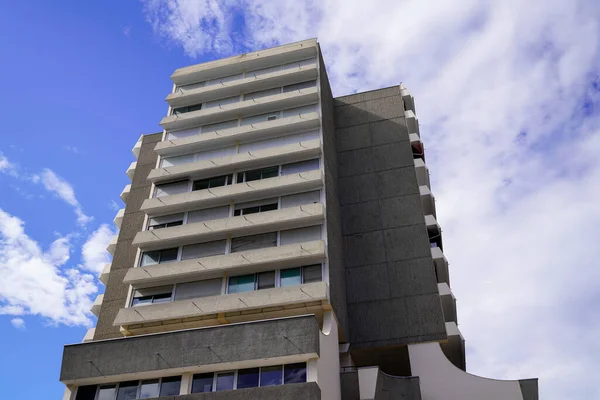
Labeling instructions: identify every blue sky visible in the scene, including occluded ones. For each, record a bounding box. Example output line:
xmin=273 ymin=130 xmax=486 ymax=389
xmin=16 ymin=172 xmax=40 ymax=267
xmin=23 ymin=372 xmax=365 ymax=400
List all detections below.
xmin=1 ymin=1 xmax=600 ymax=399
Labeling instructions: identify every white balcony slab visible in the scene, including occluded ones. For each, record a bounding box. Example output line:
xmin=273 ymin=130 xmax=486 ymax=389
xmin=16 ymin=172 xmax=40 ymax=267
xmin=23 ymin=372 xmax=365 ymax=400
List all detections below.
xmin=126 ymin=162 xmax=137 ymax=181
xmin=120 ymin=184 xmax=131 ymax=203
xmin=147 ymin=139 xmax=322 ymax=184
xmin=414 ymin=158 xmax=430 ymax=189
xmin=106 ymin=235 xmax=118 ymax=255
xmin=114 ymin=281 xmax=327 ymax=327
xmin=431 ymin=247 xmax=450 ymax=285
xmin=419 ymin=185 xmax=436 ymax=218
xmin=133 ymin=203 xmax=324 ymax=250
xmin=160 ymin=88 xmax=319 ymax=131
xmin=113 ymin=208 xmax=125 ymax=230
xmin=142 ymin=170 xmax=323 ymax=215
xmin=438 ymin=283 xmax=457 ymax=323
xmin=99 ymin=263 xmax=111 ymax=285
xmin=125 ymin=240 xmax=326 ymax=287
xmin=132 ymin=135 xmax=143 ymax=160
xmin=91 ymin=294 xmax=103 ymax=317
xmin=155 ymin=112 xmax=321 ymax=157
xmin=82 ymin=327 xmax=95 ymax=342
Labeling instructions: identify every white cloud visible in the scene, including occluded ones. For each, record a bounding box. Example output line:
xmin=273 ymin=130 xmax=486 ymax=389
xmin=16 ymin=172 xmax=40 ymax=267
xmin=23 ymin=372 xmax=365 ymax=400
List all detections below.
xmin=108 ymin=200 xmax=121 ymax=211
xmin=81 ymin=224 xmax=116 ymax=275
xmin=0 ymin=209 xmax=97 ymax=326
xmin=0 ymin=151 xmax=18 ymax=177
xmin=63 ymin=145 xmax=80 ymax=154
xmin=11 ymin=317 xmax=25 ymax=329
xmin=142 ymin=1 xmax=600 ymax=398
xmin=34 ymin=169 xmax=93 ymax=226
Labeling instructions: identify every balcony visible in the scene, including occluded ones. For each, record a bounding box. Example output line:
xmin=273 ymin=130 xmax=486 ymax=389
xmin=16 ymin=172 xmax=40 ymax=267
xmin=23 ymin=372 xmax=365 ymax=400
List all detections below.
xmin=405 ymin=110 xmax=419 ymax=136
xmin=120 ymin=184 xmax=131 ymax=202
xmin=106 ymin=235 xmax=118 ymax=255
xmin=91 ymin=294 xmax=103 ymax=317
xmin=126 ymin=162 xmax=137 ymax=181
xmin=99 ymin=263 xmax=111 ymax=285
xmin=170 ymin=39 xmax=317 ymax=86
xmin=133 ymin=203 xmax=324 ymax=250
xmin=167 ymin=64 xmax=318 ymax=109
xmin=113 ymin=208 xmax=125 ymax=229
xmin=82 ymin=327 xmax=95 ymax=343
xmin=132 ymin=134 xmax=143 ymax=160
xmin=159 ymin=88 xmax=319 ymax=132
xmin=431 ymin=247 xmax=449 ymax=285
xmin=414 ymin=159 xmax=430 ymax=189
xmin=125 ymin=240 xmax=326 ymax=287
xmin=419 ymin=185 xmax=436 ymax=218
xmin=114 ymin=281 xmax=328 ymax=335
xmin=154 ymin=112 xmax=321 ymax=157
xmin=147 ymin=139 xmax=322 ymax=184
xmin=141 ymin=169 xmax=323 ymax=215
xmin=438 ymin=283 xmax=457 ymax=323
xmin=425 ymin=215 xmax=443 ymax=250
xmin=400 ymin=83 xmax=416 ymax=114
xmin=441 ymin=322 xmax=466 ymax=370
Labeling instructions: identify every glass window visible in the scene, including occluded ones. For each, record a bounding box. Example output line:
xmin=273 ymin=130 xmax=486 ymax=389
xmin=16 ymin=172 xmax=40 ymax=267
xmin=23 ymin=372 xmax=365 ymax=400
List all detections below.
xmin=237 ymin=368 xmax=260 ymax=389
xmin=159 ymin=376 xmax=182 ymax=396
xmin=181 ymin=240 xmax=226 ymax=260
xmin=280 ymin=268 xmax=302 ymax=287
xmin=74 ymin=385 xmax=97 ymax=400
xmin=192 ymin=373 xmax=214 ymax=393
xmin=166 ymin=126 xmax=202 ymax=141
xmin=247 ymin=65 xmax=281 ymax=78
xmin=282 ymin=58 xmax=316 ymax=71
xmin=193 ymin=175 xmax=233 ymax=191
xmin=257 ymin=271 xmax=276 ymax=290
xmin=234 ymin=199 xmax=278 ymax=216
xmin=116 ymin=381 xmax=138 ymax=400
xmin=303 ymin=265 xmax=322 ymax=284
xmin=172 ymin=103 xmax=202 ymax=115
xmin=175 ymin=279 xmax=222 ymax=301
xmin=280 ymin=226 xmax=322 ymax=246
xmin=241 ymin=111 xmax=281 ymax=126
xmin=228 ymin=274 xmax=255 ymax=294
xmin=161 ymin=153 xmax=195 ymax=168
xmin=281 ymin=159 xmax=320 ymax=176
xmin=231 ymin=232 xmax=277 ymax=253
xmin=205 ymin=96 xmax=240 ymax=109
xmin=238 ymin=166 xmax=279 ymax=183
xmin=187 ymin=206 xmax=230 ymax=224
xmin=280 ymin=191 xmax=320 ymax=209
xmin=282 ymin=104 xmax=318 ymax=118
xmin=139 ymin=379 xmax=159 ymax=398
xmin=148 ymin=214 xmax=185 ymax=230
xmin=152 ymin=248 xmax=179 ymax=264
xmin=243 ymin=87 xmax=281 ymax=100
xmin=216 ymin=372 xmax=235 ymax=392
xmin=260 ymin=365 xmax=283 ymax=387
xmin=282 ymin=80 xmax=316 ymax=93
xmin=152 ymin=293 xmax=173 ymax=304
xmin=177 ymin=81 xmax=205 ymax=92
xmin=141 ymin=251 xmax=160 ymax=266
xmin=206 ymin=73 xmax=243 ymax=86
xmin=284 ymin=363 xmax=307 ymax=384
xmin=97 ymin=385 xmax=117 ymax=400
xmin=154 ymin=180 xmax=189 ymax=198
xmin=201 ymin=119 xmax=238 ymax=134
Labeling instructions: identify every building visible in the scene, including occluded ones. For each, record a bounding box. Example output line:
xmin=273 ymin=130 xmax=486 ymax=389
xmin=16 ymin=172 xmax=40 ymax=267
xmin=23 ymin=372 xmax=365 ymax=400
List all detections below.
xmin=60 ymin=39 xmax=538 ymax=400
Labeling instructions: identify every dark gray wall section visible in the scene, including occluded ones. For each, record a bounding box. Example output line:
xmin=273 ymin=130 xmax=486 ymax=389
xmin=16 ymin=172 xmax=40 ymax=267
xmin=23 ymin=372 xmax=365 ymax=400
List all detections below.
xmin=374 ymin=371 xmax=422 ymax=400
xmin=340 ymin=372 xmax=360 ymax=400
xmin=519 ymin=379 xmax=539 ymax=400
xmin=62 ymin=315 xmax=319 ymax=382
xmin=333 ymin=88 xmax=447 ymax=351
xmin=94 ymin=133 xmax=162 ymax=340
xmin=318 ymin=45 xmax=349 ymax=339
xmin=145 ymin=382 xmax=320 ymax=400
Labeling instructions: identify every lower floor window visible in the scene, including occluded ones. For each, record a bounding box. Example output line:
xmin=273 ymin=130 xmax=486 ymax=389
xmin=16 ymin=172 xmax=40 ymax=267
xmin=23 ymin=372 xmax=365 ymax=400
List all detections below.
xmin=75 ymin=376 xmax=181 ymax=400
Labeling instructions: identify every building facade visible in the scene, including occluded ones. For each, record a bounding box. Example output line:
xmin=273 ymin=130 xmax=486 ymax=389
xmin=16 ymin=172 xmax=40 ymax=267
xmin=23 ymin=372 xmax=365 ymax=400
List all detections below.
xmin=60 ymin=39 xmax=538 ymax=400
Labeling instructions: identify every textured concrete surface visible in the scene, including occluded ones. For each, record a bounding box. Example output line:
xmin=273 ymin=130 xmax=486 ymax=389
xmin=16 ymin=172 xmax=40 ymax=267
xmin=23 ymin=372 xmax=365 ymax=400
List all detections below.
xmin=374 ymin=371 xmax=422 ymax=400
xmin=145 ymin=382 xmax=321 ymax=400
xmin=93 ymin=132 xmax=161 ymax=340
xmin=519 ymin=379 xmax=539 ymax=400
xmin=318 ymin=47 xmax=349 ymax=339
xmin=62 ymin=316 xmax=319 ymax=381
xmin=333 ymin=88 xmax=447 ymax=352
xmin=340 ymin=372 xmax=360 ymax=400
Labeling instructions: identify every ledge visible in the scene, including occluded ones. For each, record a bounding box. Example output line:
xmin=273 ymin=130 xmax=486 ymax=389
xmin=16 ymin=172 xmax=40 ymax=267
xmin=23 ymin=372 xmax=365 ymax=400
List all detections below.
xmin=147 ymin=139 xmax=322 ymax=184
xmin=125 ymin=240 xmax=326 ymax=287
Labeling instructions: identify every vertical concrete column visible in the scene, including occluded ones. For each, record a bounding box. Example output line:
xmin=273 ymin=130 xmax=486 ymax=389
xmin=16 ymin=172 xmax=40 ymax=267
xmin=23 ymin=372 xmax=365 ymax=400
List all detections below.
xmin=357 ymin=367 xmax=379 ymax=400
xmin=62 ymin=386 xmax=74 ymax=400
xmin=180 ymin=372 xmax=193 ymax=395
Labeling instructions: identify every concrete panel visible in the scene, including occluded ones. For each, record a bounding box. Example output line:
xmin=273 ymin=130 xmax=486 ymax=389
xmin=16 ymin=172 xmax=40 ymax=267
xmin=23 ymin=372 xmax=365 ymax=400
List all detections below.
xmin=369 ymin=118 xmax=409 ymax=146
xmin=519 ymin=379 xmax=539 ymax=400
xmin=338 ymin=173 xmax=380 ymax=206
xmin=345 ymin=263 xmax=389 ymax=304
xmin=340 ymin=372 xmax=360 ymax=400
xmin=374 ymin=372 xmax=421 ymax=400
xmin=334 ymin=104 xmax=370 ymax=129
xmin=335 ymin=87 xmax=400 ymax=106
xmin=119 ymin=211 xmax=147 ymax=241
xmin=376 ymin=167 xmax=420 ymax=199
xmin=101 ymin=268 xmax=130 ymax=302
xmin=382 ymin=224 xmax=432 ymax=262
xmin=387 ymin=258 xmax=439 ymax=298
xmin=155 ymin=382 xmax=321 ymax=400
xmin=378 ymin=195 xmax=425 ymax=230
xmin=343 ymin=231 xmax=386 ymax=268
xmin=372 ymin=142 xmax=415 ymax=172
xmin=365 ymin=95 xmax=404 ymax=122
xmin=337 ymin=147 xmax=375 ymax=178
xmin=93 ymin=298 xmax=128 ymax=340
xmin=341 ymin=200 xmax=382 ymax=235
xmin=61 ymin=316 xmax=320 ymax=382
xmin=335 ymin=124 xmax=371 ymax=152
xmin=110 ymin=239 xmax=139 ymax=271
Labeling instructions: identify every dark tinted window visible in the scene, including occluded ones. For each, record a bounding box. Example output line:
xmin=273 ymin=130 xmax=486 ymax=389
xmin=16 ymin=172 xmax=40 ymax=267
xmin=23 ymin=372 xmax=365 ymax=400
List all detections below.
xmin=116 ymin=381 xmax=138 ymax=400
xmin=75 ymin=385 xmax=97 ymax=400
xmin=284 ymin=363 xmax=307 ymax=384
xmin=238 ymin=166 xmax=279 ymax=183
xmin=193 ymin=175 xmax=232 ymax=191
xmin=160 ymin=248 xmax=179 ymax=263
xmin=237 ymin=368 xmax=259 ymax=389
xmin=159 ymin=376 xmax=182 ymax=396
xmin=192 ymin=373 xmax=214 ymax=393
xmin=231 ymin=232 xmax=277 ymax=253
xmin=260 ymin=365 xmax=282 ymax=386
xmin=216 ymin=372 xmax=235 ymax=391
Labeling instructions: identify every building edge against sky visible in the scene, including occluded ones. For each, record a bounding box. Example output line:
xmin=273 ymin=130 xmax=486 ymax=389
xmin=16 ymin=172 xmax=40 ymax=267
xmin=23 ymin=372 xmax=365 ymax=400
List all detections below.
xmin=59 ymin=39 xmax=538 ymax=400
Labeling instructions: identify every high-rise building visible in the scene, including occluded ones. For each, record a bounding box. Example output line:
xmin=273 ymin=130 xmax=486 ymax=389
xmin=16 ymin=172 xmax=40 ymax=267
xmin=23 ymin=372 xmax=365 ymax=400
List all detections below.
xmin=60 ymin=39 xmax=538 ymax=400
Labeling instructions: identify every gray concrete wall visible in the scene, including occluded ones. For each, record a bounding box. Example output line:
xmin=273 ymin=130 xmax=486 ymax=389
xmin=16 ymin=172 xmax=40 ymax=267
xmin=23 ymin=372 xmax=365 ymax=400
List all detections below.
xmin=62 ymin=316 xmax=319 ymax=382
xmin=333 ymin=88 xmax=447 ymax=351
xmin=340 ymin=372 xmax=360 ymax=400
xmin=147 ymin=382 xmax=320 ymax=400
xmin=94 ymin=132 xmax=162 ymax=340
xmin=318 ymin=45 xmax=349 ymax=339
xmin=374 ymin=371 xmax=422 ymax=400
xmin=519 ymin=379 xmax=539 ymax=400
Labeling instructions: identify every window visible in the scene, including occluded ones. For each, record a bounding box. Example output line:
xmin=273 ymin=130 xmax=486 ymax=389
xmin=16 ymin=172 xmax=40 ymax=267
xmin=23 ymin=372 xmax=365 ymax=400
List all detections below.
xmin=187 ymin=205 xmax=230 ymax=224
xmin=257 ymin=271 xmax=276 ymax=290
xmin=281 ymin=159 xmax=320 ymax=175
xmin=280 ymin=268 xmax=302 ymax=287
xmin=238 ymin=130 xmax=319 ymax=154
xmin=177 ymin=81 xmax=205 ymax=92
xmin=154 ymin=181 xmax=189 ymax=198
xmin=237 ymin=166 xmax=279 ymax=183
xmin=280 ymin=226 xmax=322 ymax=245
xmin=282 ymin=80 xmax=316 ymax=93
xmin=216 ymin=372 xmax=235 ymax=392
xmin=192 ymin=174 xmax=233 ymax=191
xmin=243 ymin=87 xmax=281 ymax=100
xmin=140 ymin=248 xmax=179 ymax=266
xmin=282 ymin=104 xmax=318 ymax=118
xmin=148 ymin=214 xmax=184 ymax=230
xmin=206 ymin=73 xmax=243 ymax=86
xmin=282 ymin=58 xmax=316 ymax=70
xmin=76 ymin=377 xmax=182 ymax=400
xmin=201 ymin=119 xmax=238 ymax=134
xmin=192 ymin=373 xmax=214 ymax=393
xmin=227 ymin=274 xmax=255 ymax=294
xmin=204 ymin=95 xmax=240 ymax=109
xmin=166 ymin=126 xmax=202 ymax=140
xmin=181 ymin=240 xmax=226 ymax=260
xmin=139 ymin=380 xmax=159 ymax=398
xmin=280 ymin=191 xmax=320 ymax=209
xmin=237 ymin=368 xmax=259 ymax=389
xmin=159 ymin=377 xmax=182 ymax=396
xmin=260 ymin=365 xmax=283 ymax=387
xmin=132 ymin=286 xmax=173 ymax=306
xmin=231 ymin=232 xmax=277 ymax=253
xmin=161 ymin=153 xmax=195 ymax=168
xmin=97 ymin=385 xmax=117 ymax=400
xmin=284 ymin=363 xmax=307 ymax=384
xmin=241 ymin=111 xmax=280 ymax=126
xmin=172 ymin=103 xmax=202 ymax=115
xmin=174 ymin=279 xmax=222 ymax=301
xmin=302 ymin=264 xmax=323 ymax=284
xmin=116 ymin=381 xmax=138 ymax=400
xmin=74 ymin=385 xmax=97 ymax=400
xmin=234 ymin=199 xmax=278 ymax=216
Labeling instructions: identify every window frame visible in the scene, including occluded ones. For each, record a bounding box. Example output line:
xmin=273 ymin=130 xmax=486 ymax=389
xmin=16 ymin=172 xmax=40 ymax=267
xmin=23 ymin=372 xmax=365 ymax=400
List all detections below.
xmin=85 ymin=376 xmax=183 ymax=400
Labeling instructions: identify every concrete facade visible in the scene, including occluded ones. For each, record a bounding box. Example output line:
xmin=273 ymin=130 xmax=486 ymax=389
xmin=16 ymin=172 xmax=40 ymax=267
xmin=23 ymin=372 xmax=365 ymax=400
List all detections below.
xmin=59 ymin=39 xmax=537 ymax=400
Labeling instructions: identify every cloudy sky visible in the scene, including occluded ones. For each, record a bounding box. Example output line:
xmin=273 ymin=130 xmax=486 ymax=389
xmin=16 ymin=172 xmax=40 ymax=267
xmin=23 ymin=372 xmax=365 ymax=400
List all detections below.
xmin=1 ymin=1 xmax=599 ymax=398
